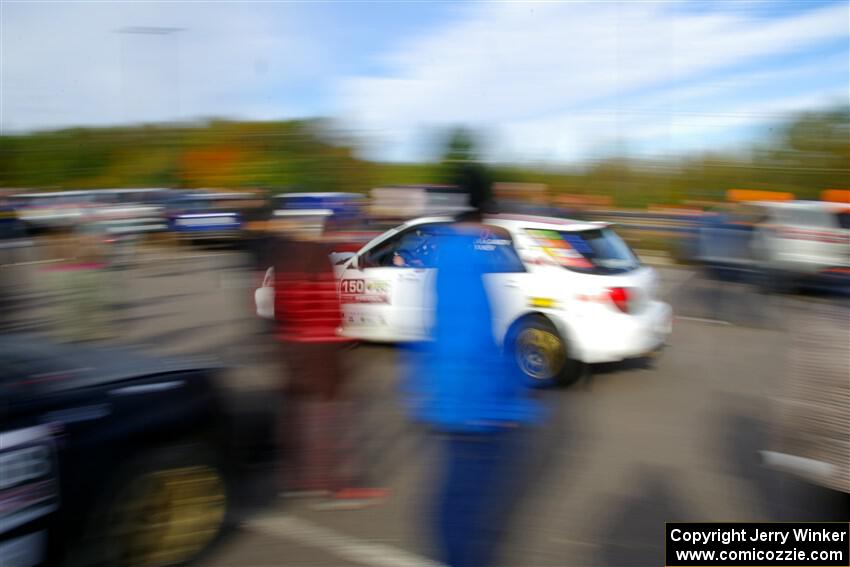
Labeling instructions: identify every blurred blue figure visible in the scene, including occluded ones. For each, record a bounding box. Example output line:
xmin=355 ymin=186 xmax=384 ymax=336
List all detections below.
xmin=406 ymin=222 xmax=540 ymax=567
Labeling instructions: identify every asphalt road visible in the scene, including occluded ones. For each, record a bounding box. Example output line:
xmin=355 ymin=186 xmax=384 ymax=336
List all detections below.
xmin=3 ymin=245 xmax=848 ymax=566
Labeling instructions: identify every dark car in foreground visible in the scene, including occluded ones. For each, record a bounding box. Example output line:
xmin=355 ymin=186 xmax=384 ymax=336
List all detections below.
xmin=0 ymin=335 xmax=277 ymax=567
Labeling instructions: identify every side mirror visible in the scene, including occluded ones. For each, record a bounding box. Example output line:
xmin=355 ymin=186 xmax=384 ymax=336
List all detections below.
xmin=329 ymin=251 xmax=356 ymax=267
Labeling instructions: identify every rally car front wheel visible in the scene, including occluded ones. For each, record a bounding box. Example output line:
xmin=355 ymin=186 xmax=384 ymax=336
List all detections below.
xmin=81 ymin=444 xmax=229 ymax=567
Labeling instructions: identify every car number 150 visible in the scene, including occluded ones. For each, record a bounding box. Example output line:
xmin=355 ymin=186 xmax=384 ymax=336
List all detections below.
xmin=341 ymin=279 xmax=365 ymax=294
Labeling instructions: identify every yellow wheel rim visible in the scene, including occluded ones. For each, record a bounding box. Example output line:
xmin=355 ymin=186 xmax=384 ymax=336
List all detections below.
xmin=516 ymin=327 xmax=566 ymax=380
xmin=111 ymin=465 xmax=226 ymax=567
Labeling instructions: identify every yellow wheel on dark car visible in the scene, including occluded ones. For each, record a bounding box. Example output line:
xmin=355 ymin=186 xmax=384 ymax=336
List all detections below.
xmin=110 ymin=465 xmax=226 ymax=567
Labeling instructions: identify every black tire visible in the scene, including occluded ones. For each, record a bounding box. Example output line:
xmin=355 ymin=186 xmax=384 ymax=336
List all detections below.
xmin=76 ymin=443 xmax=229 ymax=567
xmin=509 ymin=315 xmax=582 ymax=388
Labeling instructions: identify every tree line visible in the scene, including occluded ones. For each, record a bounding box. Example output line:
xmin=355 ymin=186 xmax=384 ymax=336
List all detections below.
xmin=1 ymin=106 xmax=846 ymax=208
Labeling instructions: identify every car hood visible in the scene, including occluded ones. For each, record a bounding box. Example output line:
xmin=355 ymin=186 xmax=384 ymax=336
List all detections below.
xmin=0 ymin=334 xmax=220 ymax=399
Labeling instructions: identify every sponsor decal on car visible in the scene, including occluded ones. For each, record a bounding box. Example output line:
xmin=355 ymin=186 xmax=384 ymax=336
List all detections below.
xmin=474 ymin=228 xmax=512 ymax=251
xmin=345 ymin=310 xmax=387 ymax=326
xmin=340 ymin=278 xmax=390 ymax=304
xmin=526 ymin=229 xmax=593 ymax=269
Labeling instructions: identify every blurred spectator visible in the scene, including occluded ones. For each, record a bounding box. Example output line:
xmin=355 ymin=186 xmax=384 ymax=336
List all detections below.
xmin=243 ymin=195 xmax=277 ymax=271
xmin=451 ymin=161 xmax=492 ymax=213
xmin=406 ymin=166 xmax=540 ymax=566
xmin=443 ymin=127 xmax=494 ymax=215
xmin=41 ymin=229 xmax=111 ymax=342
xmin=270 ymin=221 xmax=387 ymax=508
xmin=0 ymin=195 xmax=27 ymax=325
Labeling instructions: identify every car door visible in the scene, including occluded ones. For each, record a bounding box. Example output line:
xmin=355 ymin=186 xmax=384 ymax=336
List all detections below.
xmin=340 ymin=225 xmax=440 ymax=341
xmin=767 ymin=208 xmax=840 ymax=272
xmin=417 ymin=224 xmax=530 ymax=344
xmin=478 ymin=225 xmax=531 ymax=344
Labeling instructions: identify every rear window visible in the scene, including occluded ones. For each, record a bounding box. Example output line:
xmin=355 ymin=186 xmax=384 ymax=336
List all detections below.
xmin=525 ymin=227 xmax=640 ymax=274
xmin=789 ymin=208 xmax=832 ymax=228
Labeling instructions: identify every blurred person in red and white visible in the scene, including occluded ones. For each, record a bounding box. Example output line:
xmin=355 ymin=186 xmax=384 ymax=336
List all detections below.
xmin=256 ymin=212 xmax=388 ymax=509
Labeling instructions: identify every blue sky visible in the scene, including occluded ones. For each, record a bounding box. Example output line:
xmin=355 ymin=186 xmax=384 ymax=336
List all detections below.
xmin=2 ymin=1 xmax=847 ymax=164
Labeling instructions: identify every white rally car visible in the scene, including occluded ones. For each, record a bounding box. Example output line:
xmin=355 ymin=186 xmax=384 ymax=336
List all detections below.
xmin=334 ymin=214 xmax=673 ymax=386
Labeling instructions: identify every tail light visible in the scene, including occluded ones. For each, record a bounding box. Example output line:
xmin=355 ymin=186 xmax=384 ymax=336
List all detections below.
xmin=607 ymin=287 xmax=630 ymax=313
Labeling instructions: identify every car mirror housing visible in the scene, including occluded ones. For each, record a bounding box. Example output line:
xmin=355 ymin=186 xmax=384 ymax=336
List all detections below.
xmin=329 ymin=251 xmax=356 ymax=267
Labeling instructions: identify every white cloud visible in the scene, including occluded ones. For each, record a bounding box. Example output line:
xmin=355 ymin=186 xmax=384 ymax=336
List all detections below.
xmin=336 ymin=1 xmax=849 ymax=162
xmin=3 ymin=1 xmax=847 ymax=165
xmin=1 ymin=2 xmax=323 ymax=131
xmin=488 ymin=88 xmax=848 ymax=164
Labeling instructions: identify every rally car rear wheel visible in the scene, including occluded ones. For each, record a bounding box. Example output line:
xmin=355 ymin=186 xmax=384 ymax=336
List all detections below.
xmin=511 ymin=316 xmax=582 ymax=388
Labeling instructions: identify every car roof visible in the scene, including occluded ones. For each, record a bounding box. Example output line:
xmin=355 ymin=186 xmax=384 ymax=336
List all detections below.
xmin=103 ymin=188 xmax=170 ymax=194
xmin=396 ymin=214 xmax=609 ymax=233
xmin=356 ymin=214 xmax=612 ymax=256
xmin=11 ymin=190 xmax=94 ymax=198
xmin=275 ymin=192 xmax=363 ymax=199
xmin=485 ymin=213 xmax=609 ymax=232
xmin=749 ymin=200 xmax=848 ymax=213
xmin=373 ymin=185 xmax=459 ymax=192
xmin=179 ymin=192 xmax=254 ymax=200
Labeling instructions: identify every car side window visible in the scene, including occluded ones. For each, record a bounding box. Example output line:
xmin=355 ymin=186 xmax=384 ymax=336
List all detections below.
xmin=361 ymin=224 xmax=523 ymax=272
xmin=362 ymin=224 xmax=445 ymax=269
xmin=362 ymin=234 xmax=404 ymax=268
xmin=478 ymin=225 xmax=526 ymax=273
xmin=791 ymin=209 xmax=830 ymax=229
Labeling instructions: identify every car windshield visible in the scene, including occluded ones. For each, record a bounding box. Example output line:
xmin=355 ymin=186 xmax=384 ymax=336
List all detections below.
xmin=364 ymin=224 xmax=525 ymax=273
xmin=525 ymin=227 xmax=640 ymax=274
